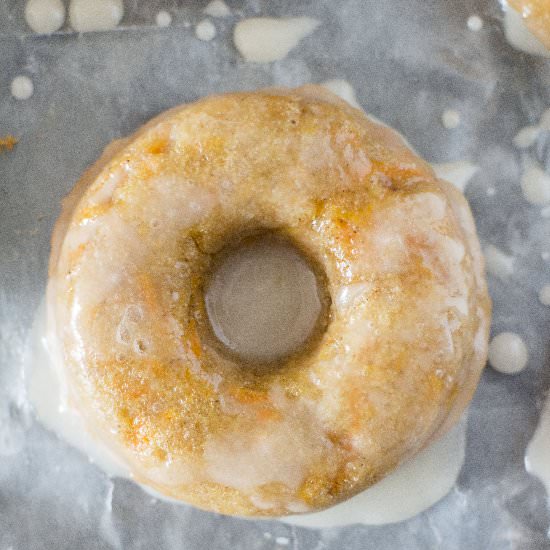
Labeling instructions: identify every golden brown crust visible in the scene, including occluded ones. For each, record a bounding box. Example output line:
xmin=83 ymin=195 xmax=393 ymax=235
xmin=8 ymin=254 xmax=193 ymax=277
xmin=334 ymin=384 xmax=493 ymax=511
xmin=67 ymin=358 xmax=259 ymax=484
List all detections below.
xmin=48 ymin=86 xmax=491 ymax=516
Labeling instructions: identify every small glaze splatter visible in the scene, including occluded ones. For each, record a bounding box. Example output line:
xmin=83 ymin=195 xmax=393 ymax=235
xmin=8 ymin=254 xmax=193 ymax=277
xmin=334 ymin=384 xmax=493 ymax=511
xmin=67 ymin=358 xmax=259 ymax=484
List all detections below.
xmin=24 ymin=0 xmax=65 ymax=34
xmin=488 ymin=332 xmax=528 ymax=374
xmin=467 ymin=15 xmax=483 ymax=32
xmin=538 ymin=285 xmax=550 ymax=306
xmin=484 ymin=245 xmax=514 ymax=279
xmin=520 ymin=161 xmax=550 ymax=205
xmin=513 ymin=126 xmax=540 ymax=149
xmin=155 ymin=11 xmax=172 ymax=28
xmin=69 ymin=0 xmax=124 ymax=33
xmin=195 ymin=19 xmax=217 ymax=41
xmin=204 ymin=0 xmax=231 ymax=18
xmin=11 ymin=76 xmax=34 ymax=100
xmin=442 ymin=109 xmax=461 ymax=129
xmin=233 ymin=17 xmax=320 ymax=63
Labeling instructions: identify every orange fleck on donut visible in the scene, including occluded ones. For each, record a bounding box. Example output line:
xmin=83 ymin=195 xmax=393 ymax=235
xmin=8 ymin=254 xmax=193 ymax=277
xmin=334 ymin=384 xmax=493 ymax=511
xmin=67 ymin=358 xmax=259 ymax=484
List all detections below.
xmin=0 ymin=135 xmax=18 ymax=152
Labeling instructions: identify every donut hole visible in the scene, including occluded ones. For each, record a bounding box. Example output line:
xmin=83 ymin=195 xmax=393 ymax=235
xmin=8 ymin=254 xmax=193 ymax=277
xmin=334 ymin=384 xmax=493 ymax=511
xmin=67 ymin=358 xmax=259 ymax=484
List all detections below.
xmin=204 ymin=233 xmax=329 ymax=367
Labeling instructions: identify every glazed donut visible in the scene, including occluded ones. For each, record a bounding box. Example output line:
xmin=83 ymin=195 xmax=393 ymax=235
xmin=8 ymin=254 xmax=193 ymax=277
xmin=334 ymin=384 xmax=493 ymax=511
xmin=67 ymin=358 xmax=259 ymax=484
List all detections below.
xmin=48 ymin=86 xmax=490 ymax=516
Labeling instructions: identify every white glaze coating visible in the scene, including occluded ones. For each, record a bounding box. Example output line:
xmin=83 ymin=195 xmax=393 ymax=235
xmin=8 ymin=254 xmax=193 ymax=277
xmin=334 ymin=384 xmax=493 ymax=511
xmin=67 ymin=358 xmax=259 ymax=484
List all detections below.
xmin=44 ymin=88 xmax=489 ymax=517
xmin=233 ymin=17 xmax=320 ymax=63
xmin=69 ymin=0 xmax=124 ymax=33
xmin=24 ymin=0 xmax=65 ymax=34
xmin=28 ymin=298 xmax=468 ymax=526
xmin=10 ymin=76 xmax=34 ymax=100
xmin=488 ymin=332 xmax=529 ymax=375
xmin=37 ymin=162 xmax=479 ymax=520
xmin=284 ymin=415 xmax=467 ymax=527
xmin=25 ymin=301 xmax=129 ymax=478
xmin=32 ymin=109 xmax=486 ymax=522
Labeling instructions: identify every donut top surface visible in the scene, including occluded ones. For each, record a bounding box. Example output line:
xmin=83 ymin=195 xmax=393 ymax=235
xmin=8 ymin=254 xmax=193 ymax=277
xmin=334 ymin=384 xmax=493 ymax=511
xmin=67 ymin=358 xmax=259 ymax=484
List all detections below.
xmin=49 ymin=86 xmax=490 ymax=516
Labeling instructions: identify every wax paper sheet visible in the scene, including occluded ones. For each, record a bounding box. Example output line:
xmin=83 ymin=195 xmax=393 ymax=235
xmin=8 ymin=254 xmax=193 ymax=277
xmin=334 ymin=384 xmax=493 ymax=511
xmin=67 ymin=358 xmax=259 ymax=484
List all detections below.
xmin=1 ymin=0 xmax=550 ymax=548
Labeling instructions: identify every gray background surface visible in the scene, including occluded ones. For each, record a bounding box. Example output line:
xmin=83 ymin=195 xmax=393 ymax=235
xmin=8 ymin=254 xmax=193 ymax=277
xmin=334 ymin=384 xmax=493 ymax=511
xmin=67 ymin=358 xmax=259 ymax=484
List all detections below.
xmin=1 ymin=0 xmax=550 ymax=548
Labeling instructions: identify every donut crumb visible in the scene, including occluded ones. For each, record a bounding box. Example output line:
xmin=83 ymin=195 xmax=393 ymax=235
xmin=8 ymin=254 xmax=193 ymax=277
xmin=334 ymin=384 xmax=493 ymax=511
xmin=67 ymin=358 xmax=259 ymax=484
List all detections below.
xmin=0 ymin=135 xmax=18 ymax=152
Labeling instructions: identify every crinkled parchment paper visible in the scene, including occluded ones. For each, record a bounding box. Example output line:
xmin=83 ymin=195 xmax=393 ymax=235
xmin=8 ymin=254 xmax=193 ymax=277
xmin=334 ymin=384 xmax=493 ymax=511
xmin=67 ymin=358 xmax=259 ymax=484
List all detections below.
xmin=1 ymin=0 xmax=550 ymax=548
